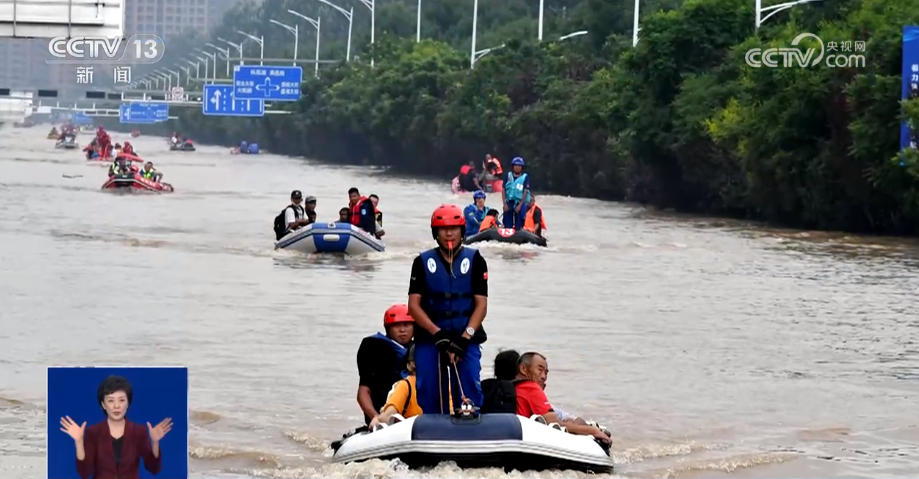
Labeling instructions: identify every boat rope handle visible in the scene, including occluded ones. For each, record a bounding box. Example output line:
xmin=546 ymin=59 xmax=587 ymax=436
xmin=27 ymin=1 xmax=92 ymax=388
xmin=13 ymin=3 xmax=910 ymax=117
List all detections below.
xmin=451 ymin=357 xmax=475 ymax=408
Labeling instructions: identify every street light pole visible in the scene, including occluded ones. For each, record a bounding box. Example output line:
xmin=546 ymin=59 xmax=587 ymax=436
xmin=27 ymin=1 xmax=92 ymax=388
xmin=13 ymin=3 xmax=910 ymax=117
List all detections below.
xmin=270 ymin=19 xmax=299 ymax=65
xmin=288 ymin=10 xmax=322 ymax=78
xmin=538 ymin=0 xmax=544 ymax=42
xmin=193 ymin=55 xmax=209 ymax=83
xmin=179 ymin=66 xmax=191 ymax=84
xmin=470 ymin=0 xmax=478 ymax=68
xmin=633 ymin=0 xmax=640 ymax=46
xmin=311 ymin=0 xmax=352 ymax=62
xmin=417 ymin=0 xmax=421 ymax=42
xmin=357 ymin=0 xmax=374 ymax=67
xmin=471 ymin=44 xmax=505 ymax=68
xmin=215 ymin=38 xmax=242 ymax=71
xmin=558 ymin=30 xmax=587 ymax=41
xmin=196 ymin=50 xmax=216 ymax=81
xmin=182 ymin=59 xmax=200 ymax=79
xmin=237 ymin=31 xmax=265 ymax=65
xmin=165 ymin=68 xmax=180 ymax=87
xmin=755 ymin=0 xmax=824 ymax=29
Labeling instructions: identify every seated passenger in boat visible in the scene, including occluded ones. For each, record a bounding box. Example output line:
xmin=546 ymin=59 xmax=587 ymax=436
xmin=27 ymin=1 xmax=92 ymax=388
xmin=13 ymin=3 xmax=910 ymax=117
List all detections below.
xmin=515 ymin=352 xmax=611 ymax=444
xmin=337 ymin=207 xmax=351 ymax=223
xmin=369 ymin=194 xmax=384 ymax=239
xmin=368 ymin=344 xmax=422 ymax=428
xmin=478 ymin=209 xmax=501 ymax=231
xmin=139 ymin=162 xmax=163 ymax=182
xmin=458 ymin=161 xmax=480 ymax=192
xmin=357 ymin=304 xmax=414 ymax=426
xmin=523 ymin=196 xmax=547 ymax=238
xmin=303 ymin=195 xmax=318 ymax=225
xmin=463 ymin=191 xmax=488 ymax=236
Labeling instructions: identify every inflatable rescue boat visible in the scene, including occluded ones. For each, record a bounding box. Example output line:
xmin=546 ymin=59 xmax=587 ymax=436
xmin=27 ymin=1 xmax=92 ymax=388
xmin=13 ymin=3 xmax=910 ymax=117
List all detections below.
xmin=275 ymin=222 xmax=385 ymax=255
xmin=331 ymin=413 xmax=613 ymax=473
xmin=170 ymin=143 xmax=196 ymax=151
xmin=101 ymin=173 xmax=174 ymax=193
xmin=465 ymin=227 xmax=547 ymax=247
xmin=55 ymin=138 xmax=78 ymax=149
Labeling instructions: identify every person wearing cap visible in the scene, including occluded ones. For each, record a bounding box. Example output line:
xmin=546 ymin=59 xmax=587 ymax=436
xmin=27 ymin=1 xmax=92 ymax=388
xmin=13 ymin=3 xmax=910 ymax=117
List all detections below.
xmin=463 ymin=191 xmax=488 ymax=237
xmin=357 ymin=304 xmax=414 ymax=426
xmin=369 ymin=194 xmax=384 ymax=238
xmin=139 ymin=162 xmax=162 ymax=183
xmin=284 ymin=190 xmax=309 ymax=232
xmin=408 ymin=205 xmax=489 ymax=415
xmin=503 ymin=157 xmax=531 ymax=230
xmin=302 ymin=195 xmax=318 ymax=225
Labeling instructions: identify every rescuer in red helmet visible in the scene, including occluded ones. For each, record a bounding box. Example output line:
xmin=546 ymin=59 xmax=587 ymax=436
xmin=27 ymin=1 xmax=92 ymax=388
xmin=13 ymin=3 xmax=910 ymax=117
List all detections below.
xmin=355 ymin=304 xmax=414 ymax=426
xmin=408 ymin=204 xmax=489 ymax=415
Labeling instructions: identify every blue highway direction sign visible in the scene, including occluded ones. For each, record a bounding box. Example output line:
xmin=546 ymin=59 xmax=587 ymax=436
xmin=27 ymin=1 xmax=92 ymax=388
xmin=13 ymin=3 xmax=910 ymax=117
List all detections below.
xmin=202 ymin=84 xmax=265 ymax=117
xmin=233 ymin=65 xmax=302 ymax=101
xmin=119 ymin=103 xmax=169 ymax=124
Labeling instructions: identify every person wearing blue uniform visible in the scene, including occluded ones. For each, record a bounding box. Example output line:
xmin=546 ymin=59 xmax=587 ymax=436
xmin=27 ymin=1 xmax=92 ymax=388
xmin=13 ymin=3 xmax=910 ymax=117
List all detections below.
xmin=463 ymin=191 xmax=488 ymax=237
xmin=503 ymin=157 xmax=531 ymax=230
xmin=239 ymin=141 xmax=248 ymax=154
xmin=408 ymin=204 xmax=489 ymax=414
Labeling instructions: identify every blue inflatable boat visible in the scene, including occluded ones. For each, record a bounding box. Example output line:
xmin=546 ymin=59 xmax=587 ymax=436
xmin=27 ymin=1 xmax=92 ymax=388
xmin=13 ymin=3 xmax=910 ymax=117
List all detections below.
xmin=275 ymin=222 xmax=385 ymax=255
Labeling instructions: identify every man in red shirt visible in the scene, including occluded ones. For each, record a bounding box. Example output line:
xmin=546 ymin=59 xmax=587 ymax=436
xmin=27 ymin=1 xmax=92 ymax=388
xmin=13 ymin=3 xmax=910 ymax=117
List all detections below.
xmin=514 ymin=352 xmax=611 ymax=445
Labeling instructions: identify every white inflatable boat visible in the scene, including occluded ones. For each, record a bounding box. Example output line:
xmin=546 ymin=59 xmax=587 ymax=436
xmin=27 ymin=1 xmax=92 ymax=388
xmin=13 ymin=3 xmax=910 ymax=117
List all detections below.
xmin=331 ymin=413 xmax=613 ymax=473
xmin=275 ymin=222 xmax=385 ymax=255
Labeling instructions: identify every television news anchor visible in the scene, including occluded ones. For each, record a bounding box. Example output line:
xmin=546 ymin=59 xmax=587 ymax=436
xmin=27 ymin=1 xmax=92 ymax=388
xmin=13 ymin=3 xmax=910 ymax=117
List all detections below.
xmin=59 ymin=375 xmax=173 ymax=479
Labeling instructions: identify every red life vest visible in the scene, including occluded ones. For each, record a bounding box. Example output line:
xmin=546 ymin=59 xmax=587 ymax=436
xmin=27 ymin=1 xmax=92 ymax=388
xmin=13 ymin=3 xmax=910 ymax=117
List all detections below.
xmin=351 ymin=196 xmax=369 ymax=226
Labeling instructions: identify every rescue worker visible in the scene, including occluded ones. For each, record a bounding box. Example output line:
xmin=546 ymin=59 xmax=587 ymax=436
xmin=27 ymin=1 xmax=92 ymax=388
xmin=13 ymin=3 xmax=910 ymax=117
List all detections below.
xmin=368 ymin=344 xmax=423 ymax=428
xmin=514 ymin=352 xmax=611 ymax=445
xmin=171 ymin=132 xmax=179 ymax=146
xmin=284 ymin=191 xmax=309 ymax=234
xmin=457 ymin=161 xmax=480 ymax=192
xmin=348 ymin=187 xmax=377 ymax=236
xmin=303 ymin=195 xmax=318 ymax=225
xmin=108 ymin=157 xmax=129 ymax=177
xmin=369 ymin=194 xmax=385 ymax=238
xmin=122 ymin=141 xmax=135 ymax=156
xmin=480 ymin=154 xmax=503 ymax=183
xmin=139 ymin=162 xmax=162 ymax=182
xmin=479 ymin=209 xmax=501 ymax=231
xmin=523 ymin=196 xmax=547 ymax=238
xmin=408 ymin=205 xmax=489 ymax=414
xmin=463 ymin=191 xmax=488 ymax=237
xmin=357 ymin=304 xmax=414 ymax=426
xmin=503 ymin=157 xmax=531 ymax=230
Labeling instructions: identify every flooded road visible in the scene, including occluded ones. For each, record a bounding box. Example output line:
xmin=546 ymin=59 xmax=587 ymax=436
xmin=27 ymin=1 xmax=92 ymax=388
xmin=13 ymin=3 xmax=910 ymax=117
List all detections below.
xmin=0 ymin=126 xmax=917 ymax=479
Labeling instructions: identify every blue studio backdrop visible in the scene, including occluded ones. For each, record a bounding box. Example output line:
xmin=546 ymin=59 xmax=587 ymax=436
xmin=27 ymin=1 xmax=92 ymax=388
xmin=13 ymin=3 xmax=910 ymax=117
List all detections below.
xmin=47 ymin=367 xmax=189 ymax=479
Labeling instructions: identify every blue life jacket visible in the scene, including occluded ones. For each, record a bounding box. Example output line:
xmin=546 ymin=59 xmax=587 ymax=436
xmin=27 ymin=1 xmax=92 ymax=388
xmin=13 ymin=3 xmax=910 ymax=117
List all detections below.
xmin=463 ymin=204 xmax=487 ymax=236
xmin=419 ymin=247 xmax=477 ymax=340
xmin=365 ymin=332 xmax=409 ymax=379
xmin=505 ymin=172 xmax=531 ymax=203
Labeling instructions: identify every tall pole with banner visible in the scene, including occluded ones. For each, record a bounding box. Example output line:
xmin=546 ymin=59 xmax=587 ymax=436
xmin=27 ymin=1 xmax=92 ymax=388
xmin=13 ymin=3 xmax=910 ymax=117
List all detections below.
xmin=901 ymin=26 xmax=919 ymax=153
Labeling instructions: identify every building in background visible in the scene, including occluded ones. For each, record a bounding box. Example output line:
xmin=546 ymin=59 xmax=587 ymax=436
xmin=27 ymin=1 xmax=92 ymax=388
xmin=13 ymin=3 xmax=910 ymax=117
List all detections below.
xmin=0 ymin=0 xmax=241 ymax=94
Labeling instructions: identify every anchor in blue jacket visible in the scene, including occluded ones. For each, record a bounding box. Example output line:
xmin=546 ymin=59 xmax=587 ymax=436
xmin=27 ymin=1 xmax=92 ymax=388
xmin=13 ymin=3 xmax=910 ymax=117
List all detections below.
xmin=408 ymin=204 xmax=489 ymax=414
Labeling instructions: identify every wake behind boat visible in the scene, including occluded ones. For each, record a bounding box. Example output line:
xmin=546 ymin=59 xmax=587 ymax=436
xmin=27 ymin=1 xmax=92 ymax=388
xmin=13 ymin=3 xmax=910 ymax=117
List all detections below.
xmin=331 ymin=413 xmax=613 ymax=473
xmin=275 ymin=222 xmax=385 ymax=255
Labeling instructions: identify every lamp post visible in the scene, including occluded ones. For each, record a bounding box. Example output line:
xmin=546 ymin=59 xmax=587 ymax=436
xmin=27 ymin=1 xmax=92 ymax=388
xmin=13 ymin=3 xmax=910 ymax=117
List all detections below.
xmin=193 ymin=55 xmax=209 ymax=82
xmin=470 ymin=0 xmax=478 ymax=68
xmin=633 ymin=0 xmax=639 ymax=46
xmin=288 ymin=10 xmax=322 ymax=78
xmin=270 ymin=19 xmax=299 ymax=65
xmin=165 ymin=68 xmax=180 ymax=87
xmin=538 ymin=0 xmax=544 ymax=41
xmin=755 ymin=0 xmax=823 ymax=29
xmin=416 ymin=0 xmax=421 ymax=42
xmin=182 ymin=59 xmax=200 ymax=79
xmin=310 ymin=0 xmax=352 ymax=62
xmin=196 ymin=49 xmax=216 ymax=81
xmin=357 ymin=0 xmax=374 ymax=66
xmin=559 ymin=30 xmax=587 ymax=41
xmin=237 ymin=31 xmax=265 ymax=65
xmin=471 ymin=44 xmax=504 ymax=68
xmin=179 ymin=66 xmax=191 ymax=84
xmin=214 ymin=39 xmax=240 ymax=71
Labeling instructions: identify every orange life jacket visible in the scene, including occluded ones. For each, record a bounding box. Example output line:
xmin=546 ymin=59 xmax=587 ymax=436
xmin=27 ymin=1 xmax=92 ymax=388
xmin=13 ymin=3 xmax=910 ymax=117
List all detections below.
xmin=480 ymin=216 xmax=498 ymax=230
xmin=524 ymin=204 xmax=547 ymax=233
xmin=488 ymin=158 xmax=503 ymax=175
xmin=460 ymin=164 xmax=472 ymax=176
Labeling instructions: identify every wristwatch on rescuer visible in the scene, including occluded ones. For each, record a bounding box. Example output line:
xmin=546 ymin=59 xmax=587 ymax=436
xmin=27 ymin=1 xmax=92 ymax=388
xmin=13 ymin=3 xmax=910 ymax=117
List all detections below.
xmin=465 ymin=327 xmax=475 ymax=336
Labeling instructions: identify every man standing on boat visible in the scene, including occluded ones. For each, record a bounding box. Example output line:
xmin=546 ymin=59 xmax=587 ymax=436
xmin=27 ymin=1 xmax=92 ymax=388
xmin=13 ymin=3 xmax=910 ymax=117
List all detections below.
xmin=408 ymin=205 xmax=489 ymax=414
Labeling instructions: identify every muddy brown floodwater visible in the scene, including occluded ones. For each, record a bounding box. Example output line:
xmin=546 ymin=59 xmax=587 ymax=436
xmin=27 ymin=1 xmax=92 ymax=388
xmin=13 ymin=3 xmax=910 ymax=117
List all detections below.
xmin=0 ymin=126 xmax=917 ymax=479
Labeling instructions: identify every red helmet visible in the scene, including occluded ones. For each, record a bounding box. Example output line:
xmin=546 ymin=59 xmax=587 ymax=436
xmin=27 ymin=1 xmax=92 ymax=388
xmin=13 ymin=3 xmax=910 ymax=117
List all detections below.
xmin=383 ymin=304 xmax=413 ymax=327
xmin=430 ymin=204 xmax=465 ymax=239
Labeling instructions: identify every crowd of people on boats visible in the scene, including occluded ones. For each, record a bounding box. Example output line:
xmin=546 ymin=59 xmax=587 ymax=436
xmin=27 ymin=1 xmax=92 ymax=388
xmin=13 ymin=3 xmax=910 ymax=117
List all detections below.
xmin=274 ymin=188 xmax=385 ymax=241
xmin=457 ymin=155 xmax=547 ymax=237
xmin=350 ymin=204 xmax=609 ymax=446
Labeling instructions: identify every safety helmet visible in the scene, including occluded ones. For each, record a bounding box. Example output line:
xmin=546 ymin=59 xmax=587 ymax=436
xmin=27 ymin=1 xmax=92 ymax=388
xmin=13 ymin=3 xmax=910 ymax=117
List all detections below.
xmin=511 ymin=157 xmax=525 ymax=167
xmin=383 ymin=304 xmax=413 ymax=327
xmin=430 ymin=204 xmax=465 ymax=239
xmin=473 ymin=190 xmax=486 ymax=200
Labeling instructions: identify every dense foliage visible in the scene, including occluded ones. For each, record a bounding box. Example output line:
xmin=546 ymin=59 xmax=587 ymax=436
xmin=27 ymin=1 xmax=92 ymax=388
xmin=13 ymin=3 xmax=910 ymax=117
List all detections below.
xmin=133 ymin=0 xmax=919 ymax=233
